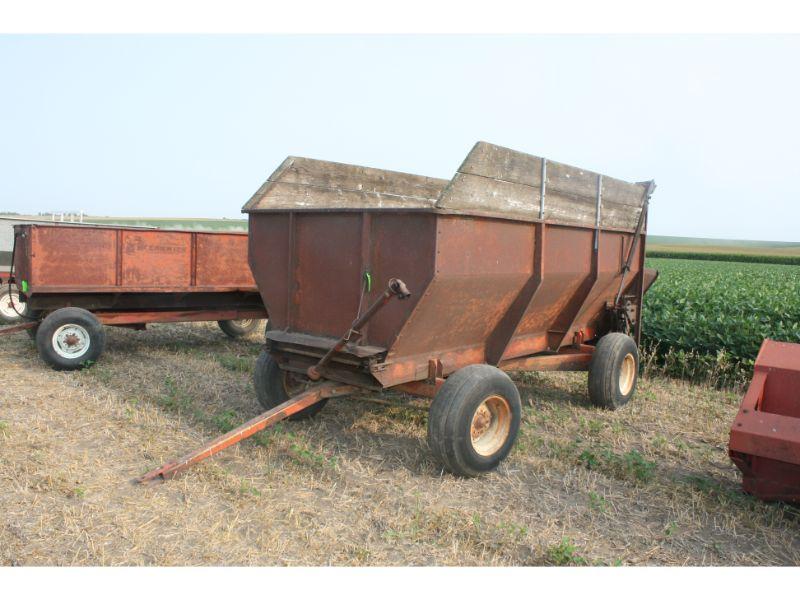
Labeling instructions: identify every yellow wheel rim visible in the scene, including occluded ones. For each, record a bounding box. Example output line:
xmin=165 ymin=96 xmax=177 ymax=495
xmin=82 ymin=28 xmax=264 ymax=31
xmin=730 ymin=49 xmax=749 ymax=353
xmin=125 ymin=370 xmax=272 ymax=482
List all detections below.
xmin=619 ymin=353 xmax=636 ymax=396
xmin=470 ymin=394 xmax=512 ymax=456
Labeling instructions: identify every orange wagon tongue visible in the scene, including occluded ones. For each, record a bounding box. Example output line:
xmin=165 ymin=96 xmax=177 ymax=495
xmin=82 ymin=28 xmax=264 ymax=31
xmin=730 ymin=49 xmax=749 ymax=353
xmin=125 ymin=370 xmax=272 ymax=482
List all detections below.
xmin=136 ymin=382 xmax=356 ymax=485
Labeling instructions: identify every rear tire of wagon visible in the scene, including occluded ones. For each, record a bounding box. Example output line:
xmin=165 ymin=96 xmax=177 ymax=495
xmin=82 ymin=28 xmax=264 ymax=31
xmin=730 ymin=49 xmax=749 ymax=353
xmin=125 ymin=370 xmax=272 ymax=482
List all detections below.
xmin=427 ymin=364 xmax=522 ymax=477
xmin=253 ymin=349 xmax=327 ymax=420
xmin=35 ymin=308 xmax=105 ymax=370
xmin=0 ymin=284 xmax=27 ymax=324
xmin=588 ymin=332 xmax=639 ymax=410
xmin=218 ymin=319 xmax=261 ymax=339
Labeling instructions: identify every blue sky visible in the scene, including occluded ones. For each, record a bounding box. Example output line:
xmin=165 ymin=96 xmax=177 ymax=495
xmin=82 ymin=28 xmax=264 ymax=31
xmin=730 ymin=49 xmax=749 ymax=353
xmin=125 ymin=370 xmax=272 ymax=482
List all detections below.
xmin=0 ymin=35 xmax=797 ymax=241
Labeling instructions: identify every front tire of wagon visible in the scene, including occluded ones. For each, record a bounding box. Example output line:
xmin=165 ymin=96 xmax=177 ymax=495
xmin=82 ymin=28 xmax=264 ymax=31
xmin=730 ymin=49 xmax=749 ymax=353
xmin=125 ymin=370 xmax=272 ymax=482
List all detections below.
xmin=218 ymin=318 xmax=261 ymax=339
xmin=427 ymin=364 xmax=522 ymax=477
xmin=588 ymin=332 xmax=639 ymax=410
xmin=253 ymin=349 xmax=327 ymax=420
xmin=35 ymin=307 xmax=105 ymax=370
xmin=0 ymin=284 xmax=27 ymax=324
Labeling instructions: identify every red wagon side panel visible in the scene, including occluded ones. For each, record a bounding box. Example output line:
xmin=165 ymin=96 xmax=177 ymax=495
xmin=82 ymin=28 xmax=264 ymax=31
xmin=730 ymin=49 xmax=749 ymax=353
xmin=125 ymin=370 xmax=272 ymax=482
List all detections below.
xmin=18 ymin=224 xmax=259 ymax=295
xmin=32 ymin=226 xmax=118 ymax=288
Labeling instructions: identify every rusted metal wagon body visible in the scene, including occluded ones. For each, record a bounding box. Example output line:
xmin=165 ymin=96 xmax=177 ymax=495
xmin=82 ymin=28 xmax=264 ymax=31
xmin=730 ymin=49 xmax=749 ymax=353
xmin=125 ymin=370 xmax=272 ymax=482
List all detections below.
xmin=729 ymin=339 xmax=800 ymax=502
xmin=4 ymin=224 xmax=266 ymax=369
xmin=140 ymin=142 xmax=657 ymax=482
xmin=1 ymin=216 xmax=60 ymax=323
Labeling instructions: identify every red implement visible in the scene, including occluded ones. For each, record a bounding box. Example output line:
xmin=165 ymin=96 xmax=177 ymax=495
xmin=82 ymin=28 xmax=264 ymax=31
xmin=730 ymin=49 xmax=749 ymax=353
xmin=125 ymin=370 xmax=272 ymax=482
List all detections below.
xmin=729 ymin=339 xmax=800 ymax=502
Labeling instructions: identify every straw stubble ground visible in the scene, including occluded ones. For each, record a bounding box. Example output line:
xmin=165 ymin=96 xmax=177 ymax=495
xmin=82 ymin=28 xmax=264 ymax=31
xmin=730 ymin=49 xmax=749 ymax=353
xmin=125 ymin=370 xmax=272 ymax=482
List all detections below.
xmin=1 ymin=323 xmax=798 ymax=565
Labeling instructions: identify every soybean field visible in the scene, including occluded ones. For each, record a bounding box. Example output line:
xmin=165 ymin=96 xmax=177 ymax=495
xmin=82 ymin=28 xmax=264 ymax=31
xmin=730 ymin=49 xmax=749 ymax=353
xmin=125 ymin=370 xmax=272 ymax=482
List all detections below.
xmin=642 ymin=257 xmax=800 ymax=385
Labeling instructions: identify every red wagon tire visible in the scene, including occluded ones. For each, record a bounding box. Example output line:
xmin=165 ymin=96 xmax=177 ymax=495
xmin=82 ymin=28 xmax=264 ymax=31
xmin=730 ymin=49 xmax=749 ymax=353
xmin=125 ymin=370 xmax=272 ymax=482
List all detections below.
xmin=588 ymin=333 xmax=639 ymax=410
xmin=35 ymin=307 xmax=105 ymax=370
xmin=253 ymin=350 xmax=327 ymax=420
xmin=427 ymin=364 xmax=522 ymax=477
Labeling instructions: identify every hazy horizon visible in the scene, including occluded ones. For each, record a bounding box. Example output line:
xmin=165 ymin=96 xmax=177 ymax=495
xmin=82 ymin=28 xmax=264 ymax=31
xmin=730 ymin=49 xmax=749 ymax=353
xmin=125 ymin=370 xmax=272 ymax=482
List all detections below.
xmin=1 ymin=35 xmax=798 ymax=242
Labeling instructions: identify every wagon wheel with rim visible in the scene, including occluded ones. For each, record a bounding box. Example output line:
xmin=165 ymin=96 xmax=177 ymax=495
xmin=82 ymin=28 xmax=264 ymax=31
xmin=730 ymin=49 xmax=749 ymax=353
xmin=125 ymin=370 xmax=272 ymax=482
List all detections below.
xmin=427 ymin=364 xmax=522 ymax=477
xmin=588 ymin=332 xmax=639 ymax=409
xmin=0 ymin=284 xmax=27 ymax=324
xmin=35 ymin=307 xmax=106 ymax=370
xmin=218 ymin=318 xmax=262 ymax=339
xmin=253 ymin=349 xmax=327 ymax=420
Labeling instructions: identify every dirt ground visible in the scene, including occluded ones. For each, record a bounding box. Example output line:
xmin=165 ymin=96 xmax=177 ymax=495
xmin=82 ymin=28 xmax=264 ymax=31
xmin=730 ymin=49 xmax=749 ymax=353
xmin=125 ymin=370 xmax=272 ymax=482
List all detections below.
xmin=1 ymin=322 xmax=798 ymax=566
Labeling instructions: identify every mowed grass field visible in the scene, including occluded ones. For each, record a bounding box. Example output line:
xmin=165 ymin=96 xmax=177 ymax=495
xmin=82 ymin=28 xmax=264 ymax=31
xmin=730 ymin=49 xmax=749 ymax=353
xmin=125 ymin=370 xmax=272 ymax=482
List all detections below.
xmin=2 ymin=322 xmax=799 ymax=566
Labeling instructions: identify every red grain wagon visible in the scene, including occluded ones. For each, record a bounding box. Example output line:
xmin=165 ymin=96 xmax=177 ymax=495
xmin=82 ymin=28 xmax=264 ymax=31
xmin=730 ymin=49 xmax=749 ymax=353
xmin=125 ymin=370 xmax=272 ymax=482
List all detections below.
xmin=140 ymin=141 xmax=659 ymax=482
xmin=4 ymin=224 xmax=266 ymax=369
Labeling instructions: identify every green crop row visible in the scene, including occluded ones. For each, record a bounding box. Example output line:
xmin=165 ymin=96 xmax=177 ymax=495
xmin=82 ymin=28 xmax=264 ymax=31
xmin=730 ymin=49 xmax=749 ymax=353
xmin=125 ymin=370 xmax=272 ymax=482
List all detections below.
xmin=642 ymin=257 xmax=800 ymax=386
xmin=646 ymin=250 xmax=800 ymax=266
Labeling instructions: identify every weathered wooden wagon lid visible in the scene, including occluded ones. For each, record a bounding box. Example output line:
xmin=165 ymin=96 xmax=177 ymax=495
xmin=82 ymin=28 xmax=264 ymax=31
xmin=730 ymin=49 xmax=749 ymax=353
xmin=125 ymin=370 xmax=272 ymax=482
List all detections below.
xmin=242 ymin=156 xmax=448 ymax=211
xmin=243 ymin=142 xmax=652 ymax=232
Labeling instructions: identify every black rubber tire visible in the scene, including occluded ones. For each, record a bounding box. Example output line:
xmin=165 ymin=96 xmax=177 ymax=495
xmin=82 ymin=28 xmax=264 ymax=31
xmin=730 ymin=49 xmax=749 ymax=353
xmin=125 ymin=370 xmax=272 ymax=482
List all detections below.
xmin=218 ymin=318 xmax=261 ymax=339
xmin=0 ymin=284 xmax=26 ymax=324
xmin=35 ymin=307 xmax=105 ymax=370
xmin=253 ymin=349 xmax=327 ymax=420
xmin=588 ymin=332 xmax=639 ymax=410
xmin=427 ymin=364 xmax=522 ymax=477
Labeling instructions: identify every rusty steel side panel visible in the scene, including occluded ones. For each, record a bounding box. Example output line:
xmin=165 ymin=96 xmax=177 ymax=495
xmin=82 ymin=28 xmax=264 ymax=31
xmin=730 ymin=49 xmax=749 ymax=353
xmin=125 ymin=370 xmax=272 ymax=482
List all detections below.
xmin=248 ymin=211 xmax=436 ymax=349
xmin=375 ymin=215 xmax=533 ymax=385
xmin=18 ymin=225 xmax=257 ymax=295
xmin=499 ymin=226 xmax=591 ymax=360
xmin=554 ymin=230 xmax=645 ymax=352
xmin=248 ymin=212 xmax=291 ymax=327
xmin=195 ymin=232 xmax=256 ymax=288
xmin=362 ymin=212 xmax=437 ymax=348
xmin=121 ymin=230 xmax=192 ymax=288
xmin=248 ymin=209 xmax=649 ymax=390
xmin=32 ymin=226 xmax=118 ymax=288
xmin=293 ymin=213 xmax=363 ymax=337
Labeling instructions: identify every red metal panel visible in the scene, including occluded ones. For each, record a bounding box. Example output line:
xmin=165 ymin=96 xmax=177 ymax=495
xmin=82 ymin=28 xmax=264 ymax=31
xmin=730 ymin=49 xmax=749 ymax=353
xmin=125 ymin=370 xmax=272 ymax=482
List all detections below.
xmin=293 ymin=213 xmax=362 ymax=337
xmin=385 ymin=215 xmax=532 ymax=374
xmin=195 ymin=232 xmax=256 ymax=288
xmin=19 ymin=225 xmax=258 ymax=295
xmin=248 ymin=208 xmax=650 ymax=389
xmin=120 ymin=230 xmax=192 ymax=288
xmin=560 ymin=230 xmax=641 ymax=348
xmin=364 ymin=212 xmax=436 ymax=348
xmin=248 ymin=212 xmax=291 ymax=326
xmin=729 ymin=339 xmax=800 ymax=502
xmin=502 ymin=226 xmax=592 ymax=359
xmin=32 ymin=226 xmax=117 ymax=288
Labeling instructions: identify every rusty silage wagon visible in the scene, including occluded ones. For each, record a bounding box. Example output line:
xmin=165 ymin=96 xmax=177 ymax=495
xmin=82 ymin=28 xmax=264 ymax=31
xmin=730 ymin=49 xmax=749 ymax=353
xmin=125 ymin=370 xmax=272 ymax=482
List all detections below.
xmin=140 ymin=141 xmax=657 ymax=481
xmin=4 ymin=224 xmax=266 ymax=369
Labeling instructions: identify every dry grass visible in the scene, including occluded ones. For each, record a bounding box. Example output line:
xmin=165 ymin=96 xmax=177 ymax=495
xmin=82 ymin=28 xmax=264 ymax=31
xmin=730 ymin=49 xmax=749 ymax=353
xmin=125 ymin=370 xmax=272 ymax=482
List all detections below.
xmin=1 ymin=322 xmax=798 ymax=566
